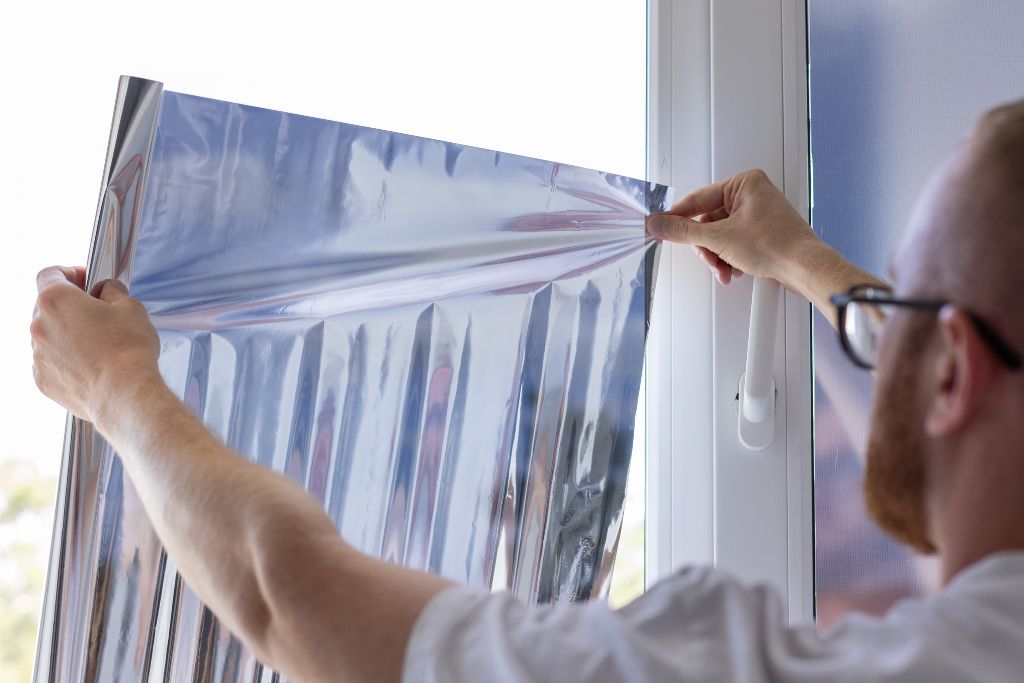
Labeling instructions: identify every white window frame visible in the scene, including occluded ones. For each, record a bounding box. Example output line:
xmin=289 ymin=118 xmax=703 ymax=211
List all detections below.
xmin=645 ymin=0 xmax=814 ymax=622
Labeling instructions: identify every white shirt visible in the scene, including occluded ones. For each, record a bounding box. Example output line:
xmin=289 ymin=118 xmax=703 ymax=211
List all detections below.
xmin=403 ymin=552 xmax=1024 ymax=682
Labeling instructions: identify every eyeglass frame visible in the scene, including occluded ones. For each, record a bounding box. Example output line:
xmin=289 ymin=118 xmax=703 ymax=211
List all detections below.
xmin=828 ymin=285 xmax=1023 ymax=371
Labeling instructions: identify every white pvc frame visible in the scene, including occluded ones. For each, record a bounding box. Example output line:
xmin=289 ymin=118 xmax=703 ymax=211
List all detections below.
xmin=645 ymin=0 xmax=813 ymax=622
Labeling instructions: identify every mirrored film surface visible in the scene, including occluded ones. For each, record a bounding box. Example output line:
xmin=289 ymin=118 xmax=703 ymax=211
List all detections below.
xmin=37 ymin=84 xmax=669 ymax=682
xmin=809 ymin=0 xmax=1024 ymax=628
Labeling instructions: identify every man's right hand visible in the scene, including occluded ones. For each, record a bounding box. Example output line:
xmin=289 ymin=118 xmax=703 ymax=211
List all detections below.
xmin=646 ymin=169 xmax=887 ymax=324
xmin=646 ymin=169 xmax=823 ymax=289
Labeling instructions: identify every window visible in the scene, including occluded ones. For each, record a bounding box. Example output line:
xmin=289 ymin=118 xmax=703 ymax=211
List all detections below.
xmin=644 ymin=0 xmax=814 ymax=622
xmin=807 ymin=0 xmax=1024 ymax=627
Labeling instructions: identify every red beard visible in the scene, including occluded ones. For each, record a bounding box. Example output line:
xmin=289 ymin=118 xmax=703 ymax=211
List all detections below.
xmin=864 ymin=313 xmax=938 ymax=555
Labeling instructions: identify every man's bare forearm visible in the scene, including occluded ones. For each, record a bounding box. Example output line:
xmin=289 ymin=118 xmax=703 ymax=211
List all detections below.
xmin=93 ymin=372 xmax=451 ymax=682
xmin=784 ymin=237 xmax=890 ymax=329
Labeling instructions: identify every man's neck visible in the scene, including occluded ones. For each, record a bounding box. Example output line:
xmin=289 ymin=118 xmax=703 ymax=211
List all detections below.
xmin=931 ymin=425 xmax=1024 ymax=584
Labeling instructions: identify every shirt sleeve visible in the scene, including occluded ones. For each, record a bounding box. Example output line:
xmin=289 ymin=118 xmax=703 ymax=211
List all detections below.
xmin=400 ymin=565 xmax=1006 ymax=683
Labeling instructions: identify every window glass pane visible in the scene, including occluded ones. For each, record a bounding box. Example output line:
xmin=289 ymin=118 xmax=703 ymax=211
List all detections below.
xmin=808 ymin=0 xmax=1024 ymax=627
xmin=609 ymin=372 xmax=646 ymax=607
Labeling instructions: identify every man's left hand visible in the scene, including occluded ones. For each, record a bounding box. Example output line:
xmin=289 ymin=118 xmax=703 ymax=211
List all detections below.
xmin=31 ymin=266 xmax=161 ymax=424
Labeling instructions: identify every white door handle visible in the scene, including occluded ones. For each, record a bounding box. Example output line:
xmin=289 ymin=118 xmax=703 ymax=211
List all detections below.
xmin=738 ymin=278 xmax=780 ymax=450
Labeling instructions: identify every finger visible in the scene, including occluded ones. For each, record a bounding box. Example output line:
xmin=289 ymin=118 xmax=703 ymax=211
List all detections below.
xmin=712 ymin=258 xmax=732 ymax=284
xmin=647 ymin=213 xmax=724 ymax=249
xmin=68 ymin=267 xmax=87 ymax=290
xmin=667 ymin=178 xmax=729 ymax=218
xmin=696 ymin=207 xmax=730 ymax=223
xmin=696 ymin=246 xmax=743 ymax=284
xmin=91 ymin=279 xmax=131 ymax=303
xmin=691 ymin=246 xmax=729 ymax=285
xmin=37 ymin=266 xmax=85 ymax=293
xmin=698 ymin=248 xmax=733 ymax=285
xmin=696 ymin=246 xmax=717 ymax=264
xmin=697 ymin=246 xmax=725 ymax=273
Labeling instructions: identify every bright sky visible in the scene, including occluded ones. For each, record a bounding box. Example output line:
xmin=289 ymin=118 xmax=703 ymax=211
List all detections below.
xmin=0 ymin=0 xmax=646 ymax=478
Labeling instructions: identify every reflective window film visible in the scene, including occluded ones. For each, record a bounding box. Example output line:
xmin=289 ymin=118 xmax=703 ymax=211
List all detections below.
xmin=808 ymin=0 xmax=1024 ymax=627
xmin=35 ymin=78 xmax=668 ymax=682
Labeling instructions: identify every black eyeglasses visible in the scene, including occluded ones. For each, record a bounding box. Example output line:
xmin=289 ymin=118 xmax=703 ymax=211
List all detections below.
xmin=829 ymin=285 xmax=1022 ymax=371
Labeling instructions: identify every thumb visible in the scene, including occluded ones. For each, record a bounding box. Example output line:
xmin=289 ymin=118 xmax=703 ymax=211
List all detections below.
xmin=646 ymin=212 xmax=721 ymax=249
xmin=92 ymin=279 xmax=131 ymax=303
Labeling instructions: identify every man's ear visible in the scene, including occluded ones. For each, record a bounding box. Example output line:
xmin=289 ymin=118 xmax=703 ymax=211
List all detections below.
xmin=925 ymin=305 xmax=997 ymax=437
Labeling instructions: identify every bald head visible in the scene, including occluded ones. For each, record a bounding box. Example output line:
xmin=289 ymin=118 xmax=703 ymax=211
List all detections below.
xmin=865 ymin=102 xmax=1024 ymax=570
xmin=900 ymin=100 xmax=1024 ymax=348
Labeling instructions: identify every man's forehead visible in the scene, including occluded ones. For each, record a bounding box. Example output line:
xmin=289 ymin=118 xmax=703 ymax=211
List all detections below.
xmin=888 ymin=146 xmax=973 ymax=291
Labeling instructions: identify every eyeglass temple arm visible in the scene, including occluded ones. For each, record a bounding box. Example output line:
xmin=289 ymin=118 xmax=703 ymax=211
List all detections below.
xmin=970 ymin=313 xmax=1023 ymax=370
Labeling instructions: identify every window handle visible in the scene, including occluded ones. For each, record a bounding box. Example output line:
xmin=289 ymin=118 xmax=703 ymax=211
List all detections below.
xmin=738 ymin=278 xmax=780 ymax=450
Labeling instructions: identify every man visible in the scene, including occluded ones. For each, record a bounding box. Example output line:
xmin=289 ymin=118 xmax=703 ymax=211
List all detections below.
xmin=30 ymin=102 xmax=1024 ymax=681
